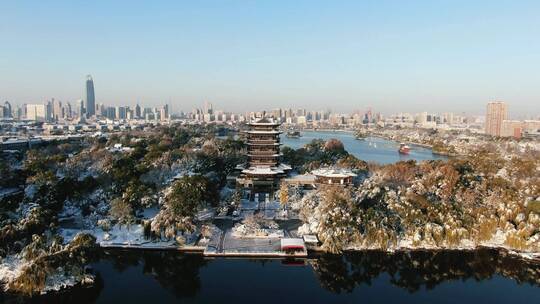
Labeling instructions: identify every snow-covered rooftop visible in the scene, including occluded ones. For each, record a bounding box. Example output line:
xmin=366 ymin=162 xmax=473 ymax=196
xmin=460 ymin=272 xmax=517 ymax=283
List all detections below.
xmin=245 ymin=130 xmax=282 ymax=134
xmin=242 ymin=167 xmax=282 ymax=175
xmin=241 ymin=164 xmax=291 ymax=175
xmin=247 ymin=142 xmax=281 ymax=145
xmin=283 ymin=174 xmax=316 ymax=183
xmin=303 ymin=235 xmax=319 ymax=244
xmin=312 ymin=167 xmax=357 ymax=178
xmin=247 ymin=153 xmax=281 ymax=157
xmin=248 ymin=117 xmax=280 ymax=126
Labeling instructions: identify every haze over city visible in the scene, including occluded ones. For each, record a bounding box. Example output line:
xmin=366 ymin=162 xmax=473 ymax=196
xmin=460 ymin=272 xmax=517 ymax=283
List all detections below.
xmin=1 ymin=0 xmax=539 ymax=116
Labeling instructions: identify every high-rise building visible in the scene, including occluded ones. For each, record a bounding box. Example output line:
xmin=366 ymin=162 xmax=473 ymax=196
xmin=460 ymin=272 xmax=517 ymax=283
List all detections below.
xmin=76 ymin=99 xmax=84 ymax=117
xmin=98 ymin=103 xmax=107 ymax=117
xmin=52 ymin=98 xmax=63 ymax=121
xmin=485 ymin=101 xmax=508 ymax=136
xmin=3 ymin=101 xmax=12 ymax=118
xmin=106 ymin=107 xmax=116 ymax=119
xmin=46 ymin=100 xmax=53 ymax=122
xmin=416 ymin=112 xmax=428 ymax=125
xmin=85 ymin=75 xmax=96 ymax=117
xmin=14 ymin=106 xmax=22 ymax=120
xmin=443 ymin=112 xmax=454 ymax=125
xmin=64 ymin=102 xmax=72 ymax=119
xmin=160 ymin=104 xmax=169 ymax=121
xmin=204 ymin=101 xmax=213 ymax=114
xmin=135 ymin=104 xmax=141 ymax=119
xmin=115 ymin=106 xmax=127 ymax=120
xmin=26 ymin=104 xmax=47 ymax=122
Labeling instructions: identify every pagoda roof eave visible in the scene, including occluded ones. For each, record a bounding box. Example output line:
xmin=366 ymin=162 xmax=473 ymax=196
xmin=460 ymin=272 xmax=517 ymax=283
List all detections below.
xmin=247 ymin=122 xmax=281 ymax=126
xmin=245 ymin=130 xmax=282 ymax=134
xmin=247 ymin=153 xmax=282 ymax=157
xmin=247 ymin=142 xmax=281 ymax=145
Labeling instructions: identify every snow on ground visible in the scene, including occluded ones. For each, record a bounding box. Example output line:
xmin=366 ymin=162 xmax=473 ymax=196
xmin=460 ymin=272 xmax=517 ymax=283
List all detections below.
xmin=0 ymin=256 xmax=25 ymax=289
xmin=42 ymin=271 xmax=82 ymax=294
xmin=0 ymin=255 xmax=93 ymax=294
xmin=58 ymin=200 xmax=83 ymax=219
xmin=60 ymin=224 xmax=147 ymax=246
xmin=482 ymin=229 xmax=507 ymax=248
xmin=138 ymin=206 xmax=159 ymax=220
xmin=196 ymin=209 xmax=215 ymax=221
xmin=231 ymin=224 xmax=285 ymax=238
xmin=59 ymin=221 xmax=201 ymax=249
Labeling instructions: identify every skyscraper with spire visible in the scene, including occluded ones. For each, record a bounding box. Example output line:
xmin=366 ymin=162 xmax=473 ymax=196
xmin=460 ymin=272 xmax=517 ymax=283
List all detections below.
xmin=85 ymin=75 xmax=96 ymax=117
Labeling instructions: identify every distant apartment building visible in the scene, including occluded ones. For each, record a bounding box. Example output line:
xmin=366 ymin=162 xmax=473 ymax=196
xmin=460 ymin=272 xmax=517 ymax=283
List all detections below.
xmin=501 ymin=120 xmax=540 ymax=138
xmin=160 ymin=104 xmax=169 ymax=121
xmin=26 ymin=104 xmax=47 ymax=121
xmin=296 ymin=115 xmax=307 ymax=125
xmin=52 ymin=98 xmax=64 ymax=121
xmin=523 ymin=120 xmax=540 ymax=133
xmin=485 ymin=102 xmax=508 ymax=136
xmin=135 ymin=104 xmax=141 ymax=118
xmin=106 ymin=107 xmax=116 ymax=120
xmin=501 ymin=120 xmax=523 ymax=138
xmin=415 ymin=112 xmax=428 ymax=124
xmin=116 ymin=106 xmax=127 ymax=120
xmin=3 ymin=101 xmax=12 ymax=118
xmin=442 ymin=112 xmax=454 ymax=125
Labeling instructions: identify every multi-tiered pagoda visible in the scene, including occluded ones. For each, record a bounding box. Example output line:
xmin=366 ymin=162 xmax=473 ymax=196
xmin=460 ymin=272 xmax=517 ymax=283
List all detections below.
xmin=236 ymin=116 xmax=291 ymax=201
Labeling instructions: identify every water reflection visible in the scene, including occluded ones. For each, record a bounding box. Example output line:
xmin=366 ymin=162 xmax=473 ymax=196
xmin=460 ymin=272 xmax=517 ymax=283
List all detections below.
xmin=311 ymin=249 xmax=540 ymax=293
xmin=100 ymin=250 xmax=208 ymax=298
xmin=3 ymin=249 xmax=539 ymax=303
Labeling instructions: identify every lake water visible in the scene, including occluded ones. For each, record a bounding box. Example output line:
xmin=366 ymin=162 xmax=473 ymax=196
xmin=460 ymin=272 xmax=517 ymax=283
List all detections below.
xmin=281 ymin=131 xmax=447 ymax=164
xmin=12 ymin=249 xmax=540 ymax=303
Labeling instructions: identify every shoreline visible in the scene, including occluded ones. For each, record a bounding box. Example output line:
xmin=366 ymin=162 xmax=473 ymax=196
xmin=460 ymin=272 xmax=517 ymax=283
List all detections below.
xmin=95 ymin=242 xmax=540 ymax=262
xmin=296 ymin=129 xmax=441 ymax=151
xmin=2 ymin=242 xmax=538 ymax=297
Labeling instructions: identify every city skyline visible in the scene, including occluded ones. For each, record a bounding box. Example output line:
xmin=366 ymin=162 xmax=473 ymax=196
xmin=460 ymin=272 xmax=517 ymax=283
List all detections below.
xmin=1 ymin=1 xmax=539 ymax=115
xmin=0 ymin=73 xmax=537 ymax=120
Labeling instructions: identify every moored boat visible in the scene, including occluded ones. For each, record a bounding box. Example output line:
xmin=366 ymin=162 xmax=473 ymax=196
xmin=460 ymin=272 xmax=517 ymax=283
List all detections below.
xmin=398 ymin=143 xmax=410 ymax=154
xmin=286 ymin=131 xmax=302 ymax=138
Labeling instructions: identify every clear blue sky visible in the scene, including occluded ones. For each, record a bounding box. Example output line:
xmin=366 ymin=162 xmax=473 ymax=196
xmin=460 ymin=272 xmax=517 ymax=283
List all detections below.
xmin=1 ymin=0 xmax=539 ymax=116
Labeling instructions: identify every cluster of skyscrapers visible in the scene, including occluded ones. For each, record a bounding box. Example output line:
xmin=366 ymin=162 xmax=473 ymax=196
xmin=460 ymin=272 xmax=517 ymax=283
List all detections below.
xmin=2 ymin=77 xmax=538 ymax=139
xmin=0 ymin=101 xmax=15 ymax=119
xmin=188 ymin=101 xmax=540 ymax=137
xmin=1 ymin=75 xmax=170 ymax=123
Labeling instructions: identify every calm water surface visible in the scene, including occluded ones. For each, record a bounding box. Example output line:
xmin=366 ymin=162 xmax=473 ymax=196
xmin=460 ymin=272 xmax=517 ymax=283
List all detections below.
xmin=281 ymin=131 xmax=447 ymax=164
xmin=11 ymin=249 xmax=540 ymax=304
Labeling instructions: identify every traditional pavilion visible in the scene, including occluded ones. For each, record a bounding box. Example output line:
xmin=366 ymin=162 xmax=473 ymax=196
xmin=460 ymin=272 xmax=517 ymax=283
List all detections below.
xmin=312 ymin=167 xmax=357 ymax=186
xmin=236 ymin=116 xmax=291 ymax=201
xmin=283 ymin=167 xmax=357 ymax=189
